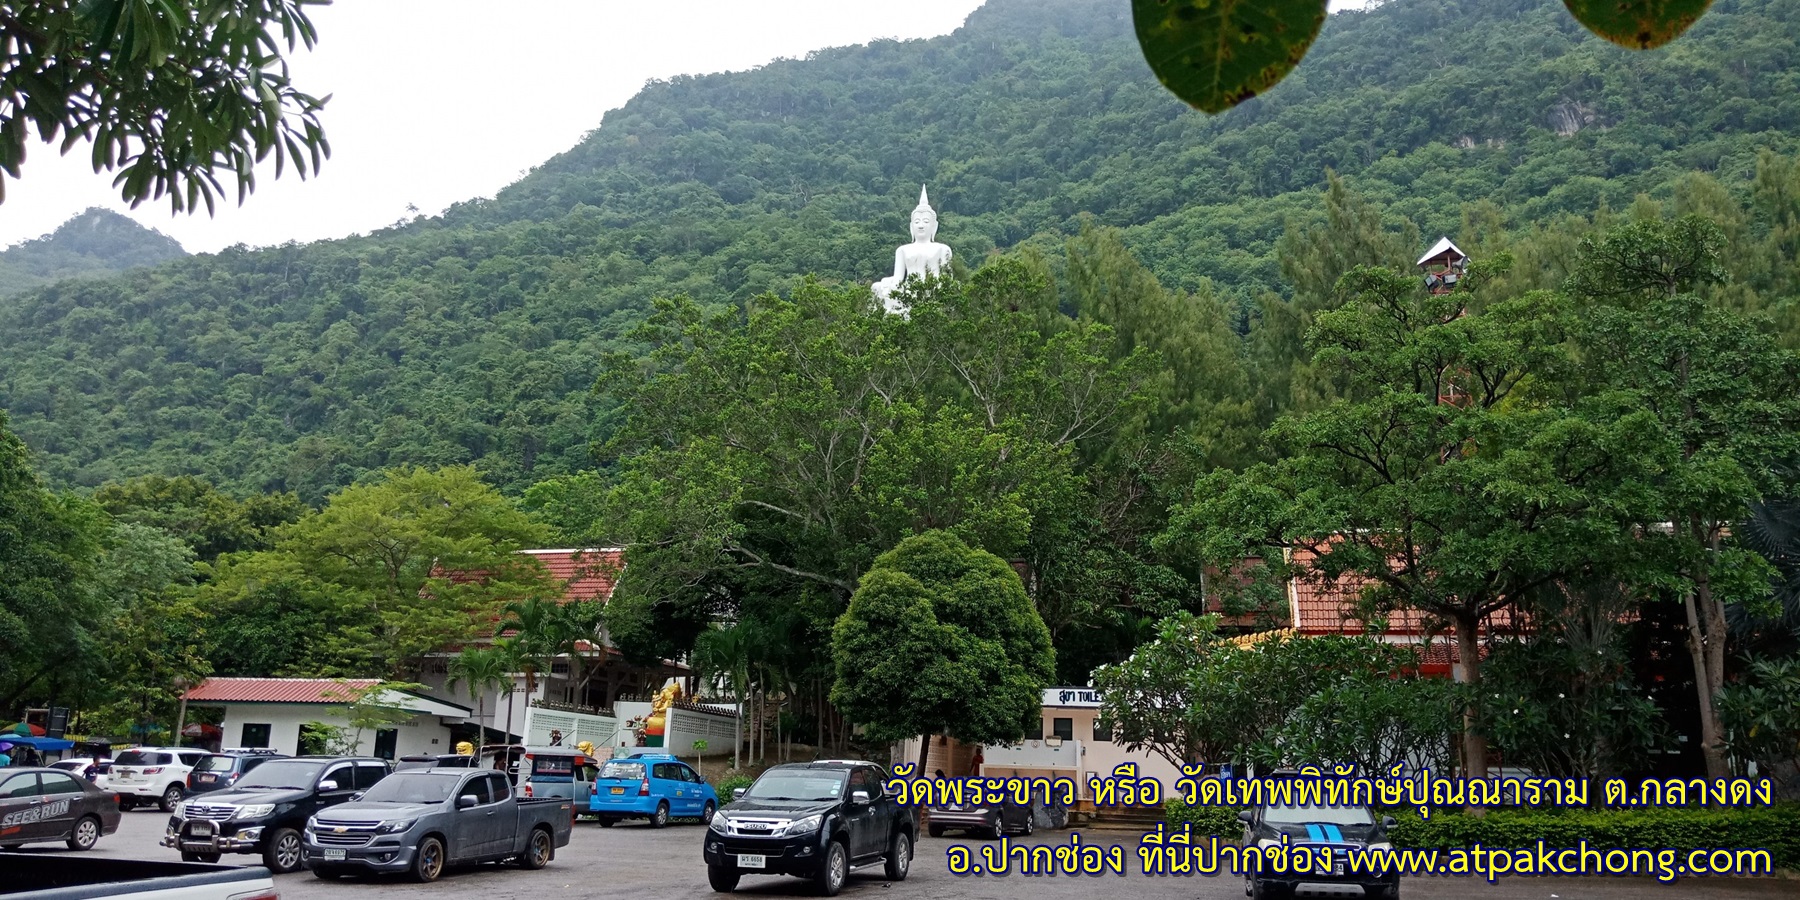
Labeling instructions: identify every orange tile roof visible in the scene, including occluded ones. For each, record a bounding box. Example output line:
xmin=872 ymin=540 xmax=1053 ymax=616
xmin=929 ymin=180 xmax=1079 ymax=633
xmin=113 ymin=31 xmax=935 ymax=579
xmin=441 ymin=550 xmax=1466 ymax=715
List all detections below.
xmin=519 ymin=548 xmax=624 ymax=604
xmin=184 ymin=678 xmax=382 ymax=703
xmin=1285 ymin=545 xmax=1517 ymax=637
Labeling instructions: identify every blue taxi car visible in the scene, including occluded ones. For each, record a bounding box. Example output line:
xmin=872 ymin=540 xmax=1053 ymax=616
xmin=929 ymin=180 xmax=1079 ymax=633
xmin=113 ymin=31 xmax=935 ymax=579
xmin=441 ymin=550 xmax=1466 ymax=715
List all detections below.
xmin=589 ymin=753 xmax=718 ymax=828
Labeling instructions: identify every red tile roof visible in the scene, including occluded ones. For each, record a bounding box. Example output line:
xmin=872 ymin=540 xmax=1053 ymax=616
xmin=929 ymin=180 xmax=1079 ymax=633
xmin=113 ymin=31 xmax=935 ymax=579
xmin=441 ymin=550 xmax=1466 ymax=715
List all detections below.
xmin=183 ymin=678 xmax=382 ymax=704
xmin=520 ymin=548 xmax=623 ymax=604
xmin=1286 ymin=545 xmax=1518 ymax=637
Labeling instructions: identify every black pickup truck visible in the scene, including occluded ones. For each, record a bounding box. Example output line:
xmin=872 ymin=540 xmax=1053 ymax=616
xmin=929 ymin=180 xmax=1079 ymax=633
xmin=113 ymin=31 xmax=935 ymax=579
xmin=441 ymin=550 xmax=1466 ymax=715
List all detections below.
xmin=163 ymin=755 xmax=391 ymax=873
xmin=703 ymin=760 xmax=915 ymax=896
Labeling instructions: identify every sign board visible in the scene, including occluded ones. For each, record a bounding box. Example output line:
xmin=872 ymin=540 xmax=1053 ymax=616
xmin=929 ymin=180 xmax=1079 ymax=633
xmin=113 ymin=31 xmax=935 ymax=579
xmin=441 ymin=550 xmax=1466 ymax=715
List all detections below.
xmin=46 ymin=708 xmax=69 ymax=739
xmin=1042 ymin=688 xmax=1103 ymax=708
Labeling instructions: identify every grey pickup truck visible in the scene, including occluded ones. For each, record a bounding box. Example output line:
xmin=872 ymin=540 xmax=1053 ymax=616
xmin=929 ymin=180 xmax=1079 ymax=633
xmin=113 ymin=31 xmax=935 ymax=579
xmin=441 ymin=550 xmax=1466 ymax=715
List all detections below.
xmin=302 ymin=767 xmax=572 ymax=883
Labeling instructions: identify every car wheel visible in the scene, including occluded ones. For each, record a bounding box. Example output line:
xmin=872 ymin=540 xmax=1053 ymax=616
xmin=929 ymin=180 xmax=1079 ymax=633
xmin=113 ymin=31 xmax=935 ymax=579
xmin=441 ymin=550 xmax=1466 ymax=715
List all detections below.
xmin=517 ymin=826 xmax=553 ymax=869
xmin=181 ymin=851 xmax=222 ymax=864
xmin=927 ymin=823 xmax=944 ymax=838
xmin=707 ymin=863 xmax=740 ymax=893
xmin=66 ymin=816 xmax=102 ymax=852
xmin=263 ymin=827 xmax=303 ymax=874
xmin=412 ymin=836 xmax=446 ymax=883
xmin=702 ymin=801 xmax=717 ymax=825
xmin=651 ymin=801 xmax=670 ymax=829
xmin=159 ymin=784 xmax=183 ymax=812
xmin=884 ymin=830 xmax=911 ymax=881
xmin=597 ymin=817 xmax=616 ymax=828
xmin=815 ymin=839 xmax=848 ymax=897
xmin=117 ymin=797 xmax=136 ymax=812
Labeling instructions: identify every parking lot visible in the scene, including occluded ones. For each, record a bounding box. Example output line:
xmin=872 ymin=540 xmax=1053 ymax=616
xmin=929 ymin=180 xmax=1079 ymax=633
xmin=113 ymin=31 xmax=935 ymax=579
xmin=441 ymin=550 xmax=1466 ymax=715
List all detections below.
xmin=11 ymin=806 xmax=1792 ymax=900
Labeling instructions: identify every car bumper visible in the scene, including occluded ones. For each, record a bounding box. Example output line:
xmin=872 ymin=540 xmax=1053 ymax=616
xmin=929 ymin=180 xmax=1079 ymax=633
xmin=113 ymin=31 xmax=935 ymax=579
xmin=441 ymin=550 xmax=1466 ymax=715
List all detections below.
xmin=1254 ymin=869 xmax=1399 ymax=891
xmin=589 ymin=795 xmax=660 ymax=816
xmin=302 ymin=836 xmax=421 ymax=873
xmin=113 ymin=782 xmax=175 ymax=798
xmin=927 ymin=808 xmax=1000 ymax=829
xmin=161 ymin=819 xmax=267 ymax=855
xmin=704 ymin=833 xmax=829 ymax=878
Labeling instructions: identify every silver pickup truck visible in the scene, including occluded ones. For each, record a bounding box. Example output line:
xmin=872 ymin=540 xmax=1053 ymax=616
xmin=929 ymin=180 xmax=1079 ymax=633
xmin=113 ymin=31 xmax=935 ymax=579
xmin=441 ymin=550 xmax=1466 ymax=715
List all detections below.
xmin=302 ymin=767 xmax=572 ymax=883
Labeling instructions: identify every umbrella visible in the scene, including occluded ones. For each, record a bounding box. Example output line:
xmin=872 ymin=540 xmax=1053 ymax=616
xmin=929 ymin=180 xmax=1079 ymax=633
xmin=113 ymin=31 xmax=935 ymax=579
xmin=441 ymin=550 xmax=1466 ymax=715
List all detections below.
xmin=0 ymin=742 xmax=13 ymax=751
xmin=7 ymin=722 xmax=39 ymax=737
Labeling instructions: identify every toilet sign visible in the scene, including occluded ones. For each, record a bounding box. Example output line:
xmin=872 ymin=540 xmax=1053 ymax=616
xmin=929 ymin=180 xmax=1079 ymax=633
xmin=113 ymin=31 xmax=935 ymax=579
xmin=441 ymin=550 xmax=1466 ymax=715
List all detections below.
xmin=1044 ymin=688 xmax=1103 ymax=708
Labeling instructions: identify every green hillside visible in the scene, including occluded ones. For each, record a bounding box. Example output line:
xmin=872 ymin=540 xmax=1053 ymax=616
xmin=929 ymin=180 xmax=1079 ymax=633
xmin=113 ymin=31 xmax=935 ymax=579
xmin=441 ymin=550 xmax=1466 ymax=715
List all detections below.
xmin=1 ymin=0 xmax=1796 ymax=500
xmin=0 ymin=208 xmax=186 ymax=296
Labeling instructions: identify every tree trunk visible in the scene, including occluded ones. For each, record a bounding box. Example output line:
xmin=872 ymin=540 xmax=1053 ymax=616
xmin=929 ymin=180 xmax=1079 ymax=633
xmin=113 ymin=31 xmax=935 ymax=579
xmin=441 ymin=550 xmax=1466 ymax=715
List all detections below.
xmin=1453 ymin=614 xmax=1489 ymax=785
xmin=1684 ymin=583 xmax=1731 ymax=782
xmin=917 ymin=733 xmax=932 ymax=782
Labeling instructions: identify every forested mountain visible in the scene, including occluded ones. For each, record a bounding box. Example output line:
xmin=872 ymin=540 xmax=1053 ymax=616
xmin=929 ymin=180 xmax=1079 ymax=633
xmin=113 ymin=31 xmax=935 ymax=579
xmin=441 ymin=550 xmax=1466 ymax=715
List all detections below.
xmin=0 ymin=208 xmax=186 ymax=296
xmin=1 ymin=0 xmax=1797 ymax=500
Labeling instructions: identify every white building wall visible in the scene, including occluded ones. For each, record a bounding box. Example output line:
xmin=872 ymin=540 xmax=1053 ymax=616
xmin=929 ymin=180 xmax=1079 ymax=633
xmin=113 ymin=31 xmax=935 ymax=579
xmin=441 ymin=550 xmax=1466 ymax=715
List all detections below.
xmin=214 ymin=703 xmax=458 ymax=759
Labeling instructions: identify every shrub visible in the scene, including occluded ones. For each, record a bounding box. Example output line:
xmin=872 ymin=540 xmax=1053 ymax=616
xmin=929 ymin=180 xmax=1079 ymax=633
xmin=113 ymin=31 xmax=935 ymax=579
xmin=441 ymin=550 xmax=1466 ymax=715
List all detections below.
xmin=1163 ymin=799 xmax=1244 ymax=838
xmin=717 ymin=774 xmax=755 ymax=798
xmin=1390 ymin=806 xmax=1800 ymax=870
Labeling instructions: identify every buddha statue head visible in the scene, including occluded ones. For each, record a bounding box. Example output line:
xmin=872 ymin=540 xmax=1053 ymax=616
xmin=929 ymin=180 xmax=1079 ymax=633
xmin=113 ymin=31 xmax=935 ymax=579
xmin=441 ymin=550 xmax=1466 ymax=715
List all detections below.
xmin=910 ymin=184 xmax=938 ymax=243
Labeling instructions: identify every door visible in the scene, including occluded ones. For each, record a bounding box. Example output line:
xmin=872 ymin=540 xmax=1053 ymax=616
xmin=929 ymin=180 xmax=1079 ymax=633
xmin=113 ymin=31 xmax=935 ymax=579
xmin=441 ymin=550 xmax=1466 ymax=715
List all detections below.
xmin=844 ymin=768 xmax=882 ymax=860
xmin=35 ymin=772 xmax=85 ymax=841
xmin=652 ymin=763 xmax=683 ymax=814
xmin=452 ymin=775 xmax=492 ymax=860
xmin=373 ymin=729 xmax=398 ymax=760
xmin=316 ymin=763 xmax=356 ymax=815
xmin=677 ymin=764 xmax=706 ymax=816
xmin=0 ymin=773 xmax=45 ymax=845
xmin=479 ymin=773 xmax=513 ymax=857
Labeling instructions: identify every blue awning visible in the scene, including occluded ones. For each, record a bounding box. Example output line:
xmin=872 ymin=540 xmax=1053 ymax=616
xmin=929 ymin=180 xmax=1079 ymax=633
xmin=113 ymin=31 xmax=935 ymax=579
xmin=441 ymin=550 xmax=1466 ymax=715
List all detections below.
xmin=0 ymin=735 xmax=75 ymax=751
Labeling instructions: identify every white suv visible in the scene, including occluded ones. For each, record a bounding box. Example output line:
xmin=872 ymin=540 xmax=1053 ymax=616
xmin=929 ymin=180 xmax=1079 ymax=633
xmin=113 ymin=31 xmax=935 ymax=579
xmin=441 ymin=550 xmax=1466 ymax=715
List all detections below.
xmin=110 ymin=747 xmax=209 ymax=811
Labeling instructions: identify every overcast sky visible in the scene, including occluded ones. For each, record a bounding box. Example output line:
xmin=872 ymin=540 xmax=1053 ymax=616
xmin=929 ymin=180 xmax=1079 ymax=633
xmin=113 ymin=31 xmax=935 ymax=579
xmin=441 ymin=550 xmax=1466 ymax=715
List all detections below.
xmin=1 ymin=0 xmax=1367 ymax=255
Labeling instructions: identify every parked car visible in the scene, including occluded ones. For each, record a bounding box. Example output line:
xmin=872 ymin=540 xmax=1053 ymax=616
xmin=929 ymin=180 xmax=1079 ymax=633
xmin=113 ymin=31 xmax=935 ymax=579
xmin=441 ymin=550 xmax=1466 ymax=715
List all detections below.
xmin=0 ymin=767 xmax=122 ymax=852
xmin=161 ymin=755 xmax=391 ymax=873
xmin=303 ymin=767 xmax=575 ymax=883
xmin=186 ymin=750 xmax=287 ymax=795
xmin=703 ymin=760 xmax=914 ymax=896
xmin=925 ymin=791 xmax=1036 ymax=839
xmin=4 ymin=853 xmax=277 ymax=900
xmin=589 ymin=753 xmax=717 ymax=828
xmin=517 ymin=747 xmax=598 ymax=803
xmin=1240 ymin=797 xmax=1401 ymax=899
xmin=110 ymin=747 xmax=209 ymax=812
xmin=48 ymin=757 xmax=112 ymax=790
xmin=395 ymin=753 xmax=480 ymax=772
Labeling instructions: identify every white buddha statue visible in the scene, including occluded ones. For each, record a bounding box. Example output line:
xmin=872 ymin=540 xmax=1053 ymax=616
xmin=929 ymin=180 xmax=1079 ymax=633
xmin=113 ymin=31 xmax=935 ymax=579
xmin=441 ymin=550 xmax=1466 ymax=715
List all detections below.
xmin=873 ymin=185 xmax=953 ymax=315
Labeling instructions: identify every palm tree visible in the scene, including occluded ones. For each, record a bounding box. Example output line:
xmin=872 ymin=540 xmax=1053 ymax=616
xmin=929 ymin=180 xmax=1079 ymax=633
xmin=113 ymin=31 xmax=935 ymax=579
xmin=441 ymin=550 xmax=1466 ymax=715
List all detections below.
xmin=446 ymin=646 xmax=511 ymax=742
xmin=1737 ymin=469 xmax=1800 ymax=656
xmin=496 ymin=596 xmax=561 ymax=696
xmin=695 ymin=625 xmax=750 ymax=769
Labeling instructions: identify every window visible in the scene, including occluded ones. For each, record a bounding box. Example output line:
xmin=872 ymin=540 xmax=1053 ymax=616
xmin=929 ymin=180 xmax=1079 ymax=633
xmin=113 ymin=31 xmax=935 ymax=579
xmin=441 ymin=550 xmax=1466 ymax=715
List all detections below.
xmin=240 ymin=723 xmax=272 ymax=749
xmin=176 ymin=750 xmax=208 ymax=767
xmin=1026 ymin=717 xmax=1044 ymax=741
xmin=652 ymin=763 xmax=676 ymax=780
xmin=40 ymin=772 xmax=84 ymax=795
xmin=1051 ymin=718 xmax=1074 ymax=741
xmin=0 ymin=775 xmax=40 ymax=798
xmin=458 ymin=776 xmax=490 ymax=807
xmin=485 ymin=773 xmax=511 ymax=802
xmin=114 ymin=751 xmax=170 ymax=767
xmin=1092 ymin=717 xmax=1109 ymax=743
xmin=354 ymin=763 xmax=388 ymax=790
xmin=320 ymin=766 xmax=352 ymax=791
xmin=851 ymin=768 xmax=880 ymax=799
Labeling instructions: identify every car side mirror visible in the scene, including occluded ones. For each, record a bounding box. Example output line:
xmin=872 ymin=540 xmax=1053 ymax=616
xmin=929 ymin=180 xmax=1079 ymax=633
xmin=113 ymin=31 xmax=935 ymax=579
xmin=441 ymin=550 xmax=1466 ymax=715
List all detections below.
xmin=1383 ymin=816 xmax=1397 ymax=828
xmin=457 ymin=795 xmax=478 ymax=810
xmin=1237 ymin=810 xmax=1253 ymax=824
xmin=352 ymin=791 xmax=366 ymax=801
xmin=732 ymin=788 xmax=746 ymax=801
xmin=851 ymin=790 xmax=871 ymax=806
xmin=317 ymin=780 xmax=338 ymax=792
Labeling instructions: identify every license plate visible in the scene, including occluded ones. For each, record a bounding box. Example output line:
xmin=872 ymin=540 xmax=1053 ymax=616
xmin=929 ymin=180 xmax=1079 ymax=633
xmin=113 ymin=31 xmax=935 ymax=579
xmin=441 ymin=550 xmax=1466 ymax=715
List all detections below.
xmin=1333 ymin=862 xmax=1346 ymax=876
xmin=737 ymin=854 xmax=766 ymax=869
xmin=188 ymin=822 xmax=215 ymax=837
xmin=324 ymin=848 xmax=346 ymax=861
xmin=610 ymin=787 xmax=624 ymax=795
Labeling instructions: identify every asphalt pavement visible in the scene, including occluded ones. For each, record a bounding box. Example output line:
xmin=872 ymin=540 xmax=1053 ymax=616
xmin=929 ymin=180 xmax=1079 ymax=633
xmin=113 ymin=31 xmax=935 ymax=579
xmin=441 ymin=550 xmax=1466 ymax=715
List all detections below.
xmin=9 ymin=806 xmax=1794 ymax=900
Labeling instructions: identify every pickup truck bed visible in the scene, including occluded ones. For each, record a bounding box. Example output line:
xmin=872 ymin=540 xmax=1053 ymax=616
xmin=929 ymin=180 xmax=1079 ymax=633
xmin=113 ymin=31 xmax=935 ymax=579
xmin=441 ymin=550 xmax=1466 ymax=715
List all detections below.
xmin=0 ymin=853 xmax=275 ymax=899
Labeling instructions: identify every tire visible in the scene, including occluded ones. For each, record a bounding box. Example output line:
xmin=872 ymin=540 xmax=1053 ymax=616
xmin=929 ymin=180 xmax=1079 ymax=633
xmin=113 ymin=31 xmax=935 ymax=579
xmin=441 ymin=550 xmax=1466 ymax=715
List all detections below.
xmin=411 ymin=836 xmax=446 ymax=883
xmin=650 ymin=801 xmax=670 ymax=829
xmin=597 ymin=817 xmax=616 ymax=828
xmin=884 ymin=830 xmax=911 ymax=881
xmin=66 ymin=815 xmax=102 ymax=851
xmin=927 ymin=823 xmax=944 ymax=838
xmin=815 ymin=839 xmax=848 ymax=897
xmin=701 ymin=801 xmax=717 ymax=824
xmin=708 ymin=863 xmax=740 ymax=893
xmin=118 ymin=797 xmax=136 ymax=812
xmin=518 ymin=827 xmax=553 ymax=870
xmin=159 ymin=783 xmax=184 ymax=813
xmin=262 ymin=827 xmax=303 ymax=874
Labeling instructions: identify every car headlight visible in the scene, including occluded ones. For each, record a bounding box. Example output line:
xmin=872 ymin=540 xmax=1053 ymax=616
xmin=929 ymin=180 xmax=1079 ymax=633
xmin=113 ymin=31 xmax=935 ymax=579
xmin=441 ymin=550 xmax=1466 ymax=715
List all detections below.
xmin=784 ymin=814 xmax=823 ymax=836
xmin=172 ymin=802 xmax=188 ymax=818
xmin=376 ymin=820 xmax=416 ymax=835
xmin=233 ymin=804 xmax=276 ymax=819
xmin=1256 ymin=837 xmax=1282 ymax=849
xmin=709 ymin=815 xmax=729 ymax=834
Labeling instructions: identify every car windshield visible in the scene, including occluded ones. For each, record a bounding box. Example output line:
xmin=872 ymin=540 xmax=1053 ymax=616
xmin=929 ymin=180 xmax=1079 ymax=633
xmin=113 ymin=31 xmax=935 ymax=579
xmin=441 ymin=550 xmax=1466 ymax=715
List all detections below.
xmin=1263 ymin=803 xmax=1376 ymax=826
xmin=356 ymin=772 xmax=462 ymax=804
xmin=115 ymin=751 xmax=169 ymax=766
xmin=746 ymin=771 xmax=846 ymax=802
xmin=598 ymin=761 xmax=645 ymax=780
xmin=192 ymin=756 xmax=237 ymax=773
xmin=235 ymin=759 xmax=327 ymax=790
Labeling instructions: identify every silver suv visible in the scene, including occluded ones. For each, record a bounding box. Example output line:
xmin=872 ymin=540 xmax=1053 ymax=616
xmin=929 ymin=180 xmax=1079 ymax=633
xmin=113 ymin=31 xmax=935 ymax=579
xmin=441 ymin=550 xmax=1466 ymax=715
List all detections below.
xmin=110 ymin=747 xmax=209 ymax=811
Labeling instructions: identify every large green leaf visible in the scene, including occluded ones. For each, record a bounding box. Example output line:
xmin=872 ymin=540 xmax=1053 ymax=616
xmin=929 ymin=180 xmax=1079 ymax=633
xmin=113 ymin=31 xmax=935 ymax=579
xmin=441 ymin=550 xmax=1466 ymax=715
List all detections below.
xmin=1132 ymin=0 xmax=1328 ymax=114
xmin=1563 ymin=0 xmax=1713 ymax=49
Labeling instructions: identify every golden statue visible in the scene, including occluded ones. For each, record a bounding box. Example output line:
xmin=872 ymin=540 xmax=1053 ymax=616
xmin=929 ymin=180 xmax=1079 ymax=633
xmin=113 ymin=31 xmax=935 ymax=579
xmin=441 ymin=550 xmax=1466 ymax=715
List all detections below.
xmin=455 ymin=741 xmax=474 ymax=756
xmin=576 ymin=740 xmax=597 ymax=758
xmin=644 ymin=683 xmax=682 ymax=748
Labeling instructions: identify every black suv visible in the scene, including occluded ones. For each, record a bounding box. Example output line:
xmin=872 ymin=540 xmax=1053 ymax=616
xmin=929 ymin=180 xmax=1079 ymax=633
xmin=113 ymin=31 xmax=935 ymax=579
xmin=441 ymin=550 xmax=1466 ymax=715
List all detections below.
xmin=1239 ymin=796 xmax=1400 ymax=899
xmin=704 ymin=760 xmax=915 ymax=896
xmin=186 ymin=750 xmax=288 ymax=795
xmin=161 ymin=755 xmax=390 ymax=873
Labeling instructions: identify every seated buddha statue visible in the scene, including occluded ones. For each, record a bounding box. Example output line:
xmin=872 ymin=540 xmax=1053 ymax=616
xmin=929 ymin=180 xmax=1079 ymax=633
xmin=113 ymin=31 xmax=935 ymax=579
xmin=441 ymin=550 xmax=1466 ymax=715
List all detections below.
xmin=873 ymin=185 xmax=953 ymax=315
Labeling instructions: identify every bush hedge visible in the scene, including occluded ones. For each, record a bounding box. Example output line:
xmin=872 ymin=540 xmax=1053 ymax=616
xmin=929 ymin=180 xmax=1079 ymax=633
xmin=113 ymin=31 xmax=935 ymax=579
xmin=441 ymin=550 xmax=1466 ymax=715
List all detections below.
xmin=1162 ymin=801 xmax=1800 ymax=870
xmin=716 ymin=774 xmax=756 ymax=797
